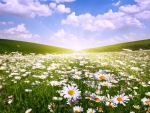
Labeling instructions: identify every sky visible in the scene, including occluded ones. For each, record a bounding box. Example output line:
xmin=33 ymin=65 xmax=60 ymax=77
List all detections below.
xmin=0 ymin=0 xmax=150 ymax=50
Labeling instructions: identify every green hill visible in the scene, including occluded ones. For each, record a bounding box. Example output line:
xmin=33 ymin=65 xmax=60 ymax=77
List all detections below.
xmin=82 ymin=39 xmax=150 ymax=52
xmin=0 ymin=39 xmax=74 ymax=54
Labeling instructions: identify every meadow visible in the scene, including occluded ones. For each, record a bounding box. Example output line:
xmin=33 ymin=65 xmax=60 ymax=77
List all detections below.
xmin=83 ymin=39 xmax=150 ymax=52
xmin=0 ymin=50 xmax=150 ymax=113
xmin=0 ymin=39 xmax=73 ymax=54
xmin=1 ymin=39 xmax=150 ymax=54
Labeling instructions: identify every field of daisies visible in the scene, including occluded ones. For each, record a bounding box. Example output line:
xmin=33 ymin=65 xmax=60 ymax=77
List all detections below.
xmin=0 ymin=50 xmax=150 ymax=113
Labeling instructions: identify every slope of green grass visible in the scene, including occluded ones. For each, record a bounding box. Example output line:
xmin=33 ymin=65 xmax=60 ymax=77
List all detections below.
xmin=0 ymin=39 xmax=74 ymax=54
xmin=82 ymin=39 xmax=150 ymax=52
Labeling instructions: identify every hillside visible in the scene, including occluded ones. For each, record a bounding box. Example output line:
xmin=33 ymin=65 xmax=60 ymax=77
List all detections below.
xmin=0 ymin=39 xmax=74 ymax=54
xmin=82 ymin=39 xmax=150 ymax=52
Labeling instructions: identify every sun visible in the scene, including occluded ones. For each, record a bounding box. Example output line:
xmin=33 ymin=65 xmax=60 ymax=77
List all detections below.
xmin=70 ymin=45 xmax=83 ymax=51
xmin=73 ymin=48 xmax=82 ymax=51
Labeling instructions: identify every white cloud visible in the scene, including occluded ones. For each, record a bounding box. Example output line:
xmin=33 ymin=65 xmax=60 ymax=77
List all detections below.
xmin=111 ymin=33 xmax=149 ymax=44
xmin=112 ymin=0 xmax=121 ymax=6
xmin=135 ymin=0 xmax=150 ymax=10
xmin=0 ymin=23 xmax=41 ymax=42
xmin=49 ymin=3 xmax=71 ymax=13
xmin=40 ymin=0 xmax=47 ymax=1
xmin=88 ymin=33 xmax=150 ymax=48
xmin=48 ymin=29 xmax=125 ymax=49
xmin=0 ymin=22 xmax=6 ymax=25
xmin=7 ymin=21 xmax=14 ymax=24
xmin=49 ymin=2 xmax=56 ymax=9
xmin=53 ymin=29 xmax=66 ymax=38
xmin=118 ymin=0 xmax=150 ymax=21
xmin=2 ymin=24 xmax=29 ymax=35
xmin=122 ymin=33 xmax=148 ymax=41
xmin=61 ymin=10 xmax=144 ymax=32
xmin=0 ymin=0 xmax=52 ymax=18
xmin=49 ymin=32 xmax=150 ymax=49
xmin=119 ymin=4 xmax=141 ymax=14
xmin=53 ymin=0 xmax=75 ymax=3
xmin=0 ymin=21 xmax=14 ymax=25
xmin=49 ymin=29 xmax=66 ymax=42
xmin=135 ymin=10 xmax=150 ymax=19
xmin=56 ymin=4 xmax=71 ymax=13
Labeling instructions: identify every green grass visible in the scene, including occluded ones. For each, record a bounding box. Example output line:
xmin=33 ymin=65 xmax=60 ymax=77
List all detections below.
xmin=82 ymin=39 xmax=150 ymax=52
xmin=1 ymin=39 xmax=150 ymax=54
xmin=0 ymin=51 xmax=150 ymax=113
xmin=0 ymin=39 xmax=74 ymax=54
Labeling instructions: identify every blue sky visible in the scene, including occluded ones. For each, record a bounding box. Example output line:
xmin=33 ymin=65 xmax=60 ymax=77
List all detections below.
xmin=0 ymin=0 xmax=150 ymax=50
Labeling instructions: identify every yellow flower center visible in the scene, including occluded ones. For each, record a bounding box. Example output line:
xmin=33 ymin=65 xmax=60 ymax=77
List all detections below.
xmin=94 ymin=97 xmax=100 ymax=102
xmin=98 ymin=107 xmax=103 ymax=111
xmin=147 ymin=108 xmax=150 ymax=112
xmin=134 ymin=106 xmax=139 ymax=109
xmin=87 ymin=73 xmax=90 ymax=77
xmin=71 ymin=101 xmax=75 ymax=105
xmin=103 ymin=84 xmax=108 ymax=87
xmin=88 ymin=95 xmax=92 ymax=99
xmin=100 ymin=75 xmax=106 ymax=80
xmin=68 ymin=90 xmax=75 ymax=96
xmin=146 ymin=100 xmax=150 ymax=104
xmin=74 ymin=110 xmax=80 ymax=113
xmin=108 ymin=104 xmax=113 ymax=108
xmin=117 ymin=97 xmax=123 ymax=102
xmin=49 ymin=105 xmax=53 ymax=110
xmin=89 ymin=111 xmax=93 ymax=113
xmin=40 ymin=66 xmax=43 ymax=69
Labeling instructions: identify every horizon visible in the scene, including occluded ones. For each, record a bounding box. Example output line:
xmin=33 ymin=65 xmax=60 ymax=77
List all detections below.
xmin=0 ymin=0 xmax=150 ymax=50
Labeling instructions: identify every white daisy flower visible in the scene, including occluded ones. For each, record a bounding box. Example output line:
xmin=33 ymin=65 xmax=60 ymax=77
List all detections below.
xmin=133 ymin=105 xmax=140 ymax=109
xmin=105 ymin=102 xmax=117 ymax=108
xmin=87 ymin=108 xmax=96 ymax=113
xmin=145 ymin=92 xmax=150 ymax=97
xmin=141 ymin=97 xmax=150 ymax=105
xmin=62 ymin=84 xmax=81 ymax=99
xmin=113 ymin=93 xmax=130 ymax=106
xmin=73 ymin=106 xmax=83 ymax=113
xmin=48 ymin=103 xmax=55 ymax=112
xmin=67 ymin=98 xmax=79 ymax=106
xmin=92 ymin=94 xmax=104 ymax=103
xmin=25 ymin=108 xmax=32 ymax=113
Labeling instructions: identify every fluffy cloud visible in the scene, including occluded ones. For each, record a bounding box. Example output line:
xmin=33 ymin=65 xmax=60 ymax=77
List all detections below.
xmin=49 ymin=3 xmax=71 ymax=13
xmin=118 ymin=0 xmax=150 ymax=21
xmin=50 ymin=29 xmax=66 ymax=41
xmin=49 ymin=2 xmax=56 ymax=9
xmin=61 ymin=10 xmax=144 ymax=32
xmin=53 ymin=0 xmax=75 ymax=3
xmin=135 ymin=10 xmax=150 ymax=19
xmin=2 ymin=24 xmax=29 ymax=35
xmin=0 ymin=23 xmax=40 ymax=42
xmin=119 ymin=4 xmax=141 ymax=14
xmin=56 ymin=4 xmax=71 ymax=13
xmin=0 ymin=21 xmax=14 ymax=25
xmin=112 ymin=0 xmax=121 ymax=6
xmin=49 ymin=30 xmax=150 ymax=50
xmin=122 ymin=33 xmax=149 ymax=41
xmin=0 ymin=0 xmax=52 ymax=18
xmin=0 ymin=22 xmax=6 ymax=25
xmin=108 ymin=33 xmax=150 ymax=45
xmin=49 ymin=29 xmax=67 ymax=44
xmin=7 ymin=21 xmax=14 ymax=24
xmin=49 ymin=29 xmax=81 ymax=49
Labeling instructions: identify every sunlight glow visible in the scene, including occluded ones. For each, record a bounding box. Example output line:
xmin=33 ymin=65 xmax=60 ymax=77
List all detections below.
xmin=73 ymin=48 xmax=82 ymax=51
